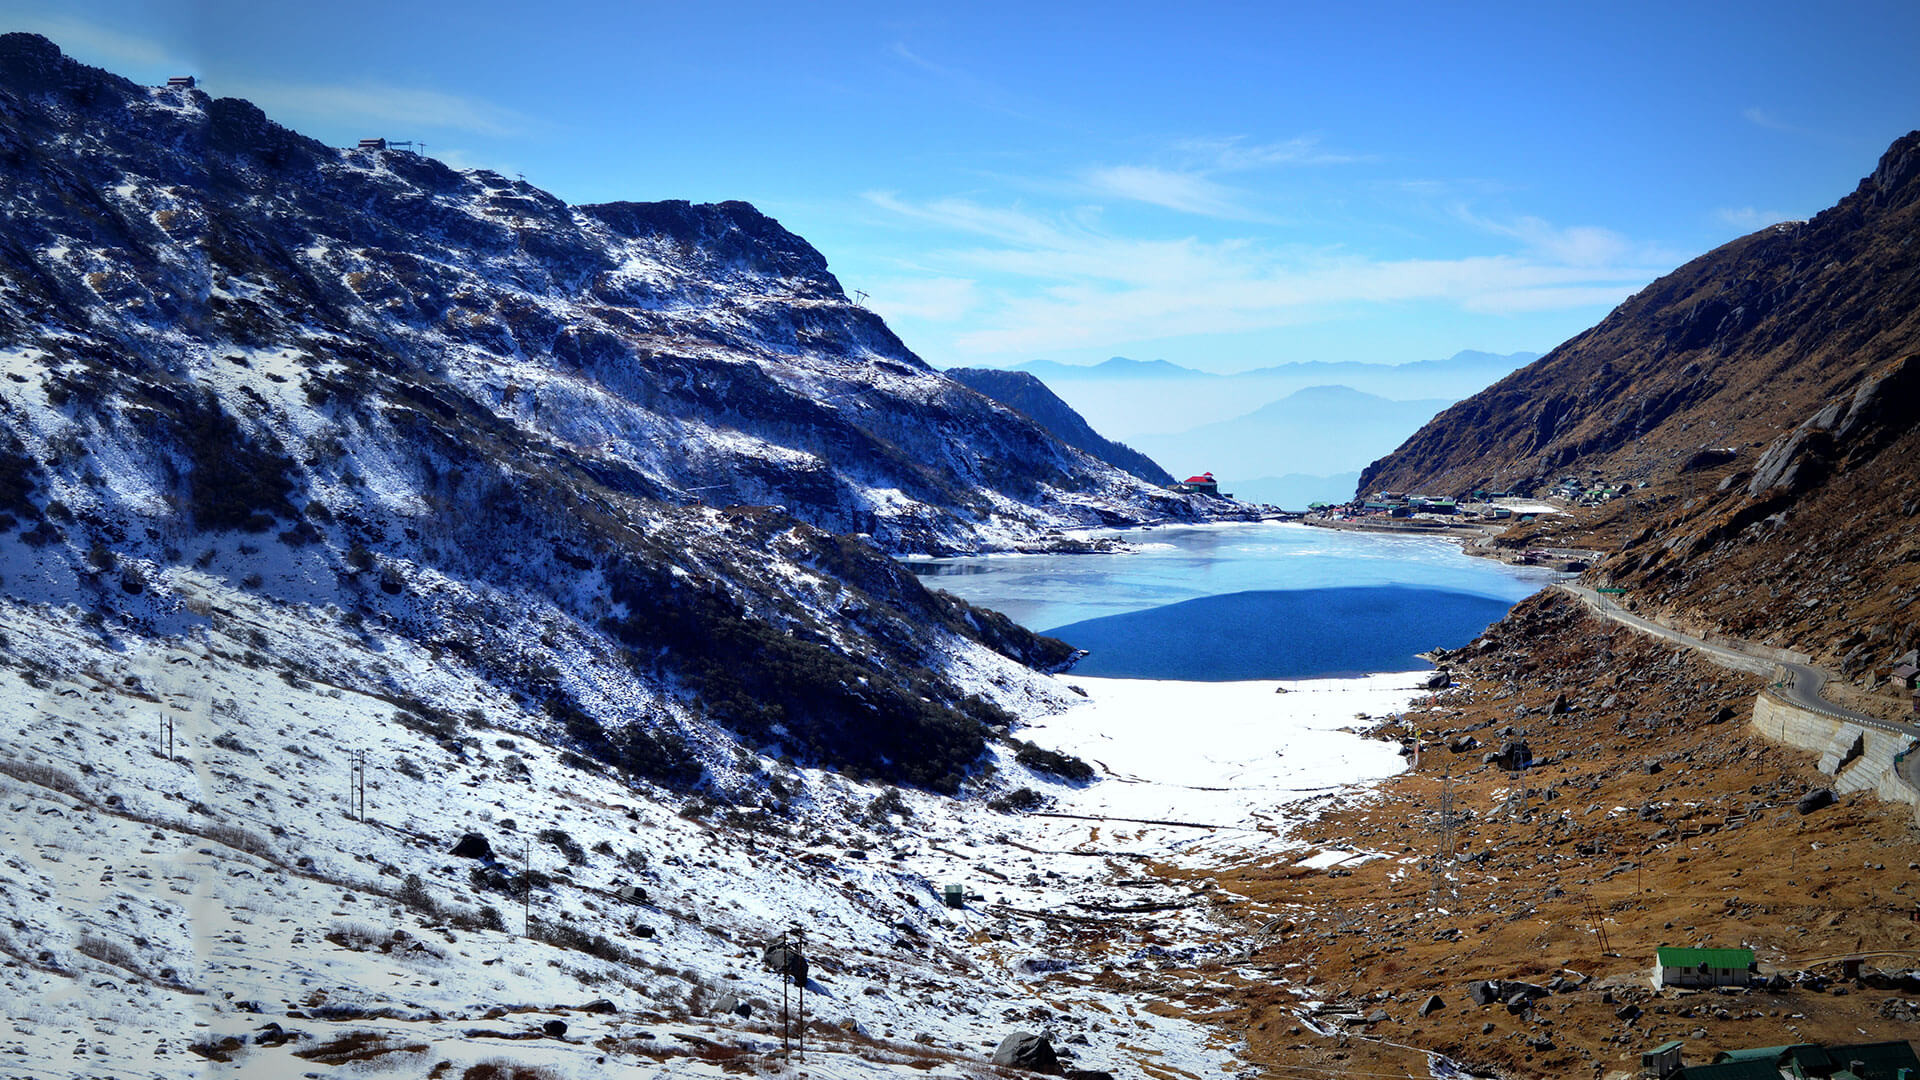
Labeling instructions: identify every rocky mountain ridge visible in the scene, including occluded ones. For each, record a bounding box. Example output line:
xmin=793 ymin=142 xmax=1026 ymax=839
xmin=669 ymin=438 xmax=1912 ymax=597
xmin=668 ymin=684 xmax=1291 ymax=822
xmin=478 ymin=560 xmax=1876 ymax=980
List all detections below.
xmin=944 ymin=366 xmax=1173 ymax=486
xmin=0 ymin=33 xmax=1193 ymax=792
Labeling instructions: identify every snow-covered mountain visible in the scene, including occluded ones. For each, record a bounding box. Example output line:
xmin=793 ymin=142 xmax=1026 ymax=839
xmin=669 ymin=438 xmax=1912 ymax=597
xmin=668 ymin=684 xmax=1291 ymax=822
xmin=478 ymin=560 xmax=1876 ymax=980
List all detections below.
xmin=0 ymin=33 xmax=1203 ymax=794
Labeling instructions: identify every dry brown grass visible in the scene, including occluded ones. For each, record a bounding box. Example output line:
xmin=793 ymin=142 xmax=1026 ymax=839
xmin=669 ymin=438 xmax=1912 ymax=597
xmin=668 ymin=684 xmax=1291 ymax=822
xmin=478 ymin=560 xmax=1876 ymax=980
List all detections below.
xmin=1107 ymin=593 xmax=1920 ymax=1079
xmin=293 ymin=1029 xmax=430 ymax=1066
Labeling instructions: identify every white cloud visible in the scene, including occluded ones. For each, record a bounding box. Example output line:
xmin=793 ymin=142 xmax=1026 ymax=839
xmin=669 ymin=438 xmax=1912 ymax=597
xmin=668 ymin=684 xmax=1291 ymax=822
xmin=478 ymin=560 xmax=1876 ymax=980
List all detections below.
xmin=1074 ymin=135 xmax=1361 ymax=220
xmin=867 ymin=194 xmax=1662 ymax=357
xmin=216 ymin=77 xmax=528 ymax=137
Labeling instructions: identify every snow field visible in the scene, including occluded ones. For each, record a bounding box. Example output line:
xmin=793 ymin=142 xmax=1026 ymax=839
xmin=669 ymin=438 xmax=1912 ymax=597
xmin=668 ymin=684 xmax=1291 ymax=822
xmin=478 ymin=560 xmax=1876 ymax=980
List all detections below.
xmin=0 ymin=591 xmax=1421 ymax=1080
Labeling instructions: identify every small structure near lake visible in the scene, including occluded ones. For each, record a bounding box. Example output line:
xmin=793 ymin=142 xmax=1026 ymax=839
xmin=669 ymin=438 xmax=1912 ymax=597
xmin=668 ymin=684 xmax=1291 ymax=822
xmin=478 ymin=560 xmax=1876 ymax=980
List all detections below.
xmin=1652 ymin=945 xmax=1754 ymax=988
xmin=1171 ymin=472 xmax=1219 ymax=496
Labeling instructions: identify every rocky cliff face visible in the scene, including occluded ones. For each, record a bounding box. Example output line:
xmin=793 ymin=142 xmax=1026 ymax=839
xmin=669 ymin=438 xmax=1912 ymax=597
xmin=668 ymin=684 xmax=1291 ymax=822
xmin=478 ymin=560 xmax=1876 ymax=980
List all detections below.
xmin=944 ymin=367 xmax=1174 ymax=486
xmin=1358 ymin=132 xmax=1920 ymax=668
xmin=0 ymin=34 xmax=1185 ymax=790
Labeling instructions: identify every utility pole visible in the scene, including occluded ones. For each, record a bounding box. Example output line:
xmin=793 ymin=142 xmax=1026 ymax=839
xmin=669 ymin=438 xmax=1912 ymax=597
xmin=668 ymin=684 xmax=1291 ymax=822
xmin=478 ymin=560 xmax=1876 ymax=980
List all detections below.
xmin=1433 ymin=757 xmax=1457 ymax=908
xmin=524 ymin=840 xmax=533 ymax=938
xmin=348 ymin=752 xmax=366 ymax=821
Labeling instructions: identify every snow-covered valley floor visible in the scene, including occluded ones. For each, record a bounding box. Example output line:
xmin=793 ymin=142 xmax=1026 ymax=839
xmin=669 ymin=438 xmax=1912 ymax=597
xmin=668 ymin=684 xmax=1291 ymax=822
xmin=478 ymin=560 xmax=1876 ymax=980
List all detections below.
xmin=0 ymin=596 xmax=1428 ymax=1080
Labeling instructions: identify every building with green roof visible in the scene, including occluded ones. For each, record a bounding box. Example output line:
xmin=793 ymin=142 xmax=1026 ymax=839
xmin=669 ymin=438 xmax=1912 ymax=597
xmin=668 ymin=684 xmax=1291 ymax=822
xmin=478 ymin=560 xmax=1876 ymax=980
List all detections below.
xmin=1654 ymin=945 xmax=1755 ymax=988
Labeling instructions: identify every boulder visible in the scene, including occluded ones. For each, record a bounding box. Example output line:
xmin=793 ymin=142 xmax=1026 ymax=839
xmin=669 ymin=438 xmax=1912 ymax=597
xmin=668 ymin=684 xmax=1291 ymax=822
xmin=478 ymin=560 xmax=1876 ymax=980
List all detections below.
xmin=542 ymin=1019 xmax=568 ymax=1037
xmin=992 ymin=1031 xmax=1062 ymax=1074
xmin=1419 ymin=994 xmax=1445 ymax=1017
xmin=1797 ymin=788 xmax=1837 ymax=815
xmin=451 ymin=833 xmax=492 ymax=860
xmin=582 ymin=999 xmax=617 ymax=1014
xmin=714 ymin=991 xmax=753 ymax=1018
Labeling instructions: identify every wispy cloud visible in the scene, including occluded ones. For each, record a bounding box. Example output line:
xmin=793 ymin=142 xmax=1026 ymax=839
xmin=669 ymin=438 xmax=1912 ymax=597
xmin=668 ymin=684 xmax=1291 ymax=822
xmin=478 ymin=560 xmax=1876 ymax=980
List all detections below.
xmin=865 ymin=193 xmax=1661 ymax=356
xmin=1741 ymin=106 xmax=1848 ymax=145
xmin=1717 ymin=206 xmax=1795 ymax=231
xmin=7 ymin=12 xmax=177 ymax=69
xmin=1451 ymin=206 xmax=1680 ymax=268
xmin=1172 ymin=135 xmax=1364 ymax=170
xmin=1083 ymin=165 xmax=1254 ymax=218
xmin=884 ymin=41 xmax=1042 ymax=123
xmin=1742 ymin=107 xmax=1802 ymax=134
xmin=216 ymin=77 xmax=528 ymax=137
xmin=1078 ymin=135 xmax=1362 ymax=220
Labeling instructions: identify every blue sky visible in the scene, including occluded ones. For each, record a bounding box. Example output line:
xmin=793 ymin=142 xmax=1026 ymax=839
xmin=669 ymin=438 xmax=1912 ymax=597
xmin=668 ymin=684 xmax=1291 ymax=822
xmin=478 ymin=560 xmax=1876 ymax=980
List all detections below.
xmin=11 ymin=1 xmax=1920 ymax=373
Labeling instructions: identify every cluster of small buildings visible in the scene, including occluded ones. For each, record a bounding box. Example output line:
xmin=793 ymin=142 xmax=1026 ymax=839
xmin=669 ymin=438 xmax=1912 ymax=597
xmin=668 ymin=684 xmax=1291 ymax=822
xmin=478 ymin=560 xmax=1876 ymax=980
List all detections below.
xmin=1314 ymin=491 xmax=1527 ymax=524
xmin=1549 ymin=474 xmax=1640 ymax=505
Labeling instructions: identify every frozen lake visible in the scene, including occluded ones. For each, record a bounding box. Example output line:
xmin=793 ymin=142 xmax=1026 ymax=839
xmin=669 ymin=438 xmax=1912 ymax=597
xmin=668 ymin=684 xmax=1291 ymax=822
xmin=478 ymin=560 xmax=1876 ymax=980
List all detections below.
xmin=905 ymin=521 xmax=1564 ymax=679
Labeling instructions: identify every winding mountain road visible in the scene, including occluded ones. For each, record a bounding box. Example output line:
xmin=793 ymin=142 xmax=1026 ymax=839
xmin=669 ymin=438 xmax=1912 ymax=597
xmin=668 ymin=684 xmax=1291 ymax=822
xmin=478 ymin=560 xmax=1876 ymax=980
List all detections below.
xmin=1553 ymin=583 xmax=1920 ymax=742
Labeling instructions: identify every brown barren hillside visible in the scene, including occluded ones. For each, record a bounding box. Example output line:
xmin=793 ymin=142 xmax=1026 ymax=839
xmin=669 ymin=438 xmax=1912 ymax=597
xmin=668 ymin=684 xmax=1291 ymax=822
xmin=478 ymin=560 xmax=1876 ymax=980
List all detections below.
xmin=1359 ymin=131 xmax=1920 ymax=500
xmin=1357 ymin=132 xmax=1920 ymax=669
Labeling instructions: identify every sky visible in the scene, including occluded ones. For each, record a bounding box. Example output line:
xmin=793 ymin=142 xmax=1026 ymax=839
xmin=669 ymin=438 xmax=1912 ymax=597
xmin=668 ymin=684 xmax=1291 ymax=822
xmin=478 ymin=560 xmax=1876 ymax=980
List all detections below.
xmin=9 ymin=1 xmax=1920 ymax=373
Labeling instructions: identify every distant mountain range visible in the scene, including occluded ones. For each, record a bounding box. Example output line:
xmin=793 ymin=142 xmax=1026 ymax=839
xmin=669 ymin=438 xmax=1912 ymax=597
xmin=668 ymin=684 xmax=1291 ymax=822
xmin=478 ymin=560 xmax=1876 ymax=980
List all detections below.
xmin=995 ymin=350 xmax=1539 ymax=444
xmin=1127 ymin=384 xmax=1452 ymax=504
xmin=1222 ymin=471 xmax=1362 ymax=509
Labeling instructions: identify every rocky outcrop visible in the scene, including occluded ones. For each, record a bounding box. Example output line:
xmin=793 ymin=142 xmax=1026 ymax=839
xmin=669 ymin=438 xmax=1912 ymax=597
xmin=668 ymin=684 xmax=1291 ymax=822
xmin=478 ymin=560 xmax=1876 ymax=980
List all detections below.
xmin=1747 ymin=354 xmax=1920 ymax=497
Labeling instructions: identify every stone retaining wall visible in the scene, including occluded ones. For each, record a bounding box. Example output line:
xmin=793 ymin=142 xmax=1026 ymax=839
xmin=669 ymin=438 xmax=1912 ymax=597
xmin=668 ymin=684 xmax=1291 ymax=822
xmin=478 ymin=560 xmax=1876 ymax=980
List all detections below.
xmin=1749 ymin=690 xmax=1918 ymax=814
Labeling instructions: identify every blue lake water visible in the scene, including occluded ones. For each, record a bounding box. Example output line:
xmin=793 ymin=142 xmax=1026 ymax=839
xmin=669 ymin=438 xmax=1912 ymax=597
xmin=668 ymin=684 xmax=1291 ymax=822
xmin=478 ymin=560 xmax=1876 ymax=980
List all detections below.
xmin=904 ymin=522 xmax=1565 ymax=680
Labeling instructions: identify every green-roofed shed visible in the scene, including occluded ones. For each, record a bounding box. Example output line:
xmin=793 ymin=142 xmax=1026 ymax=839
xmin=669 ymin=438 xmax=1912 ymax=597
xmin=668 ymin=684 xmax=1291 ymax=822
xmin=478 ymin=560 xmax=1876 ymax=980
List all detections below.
xmin=1715 ymin=1045 xmax=1802 ymax=1063
xmin=1654 ymin=946 xmax=1755 ymax=988
xmin=1676 ymin=1061 xmax=1789 ymax=1080
xmin=1643 ymin=1039 xmax=1686 ymax=1079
